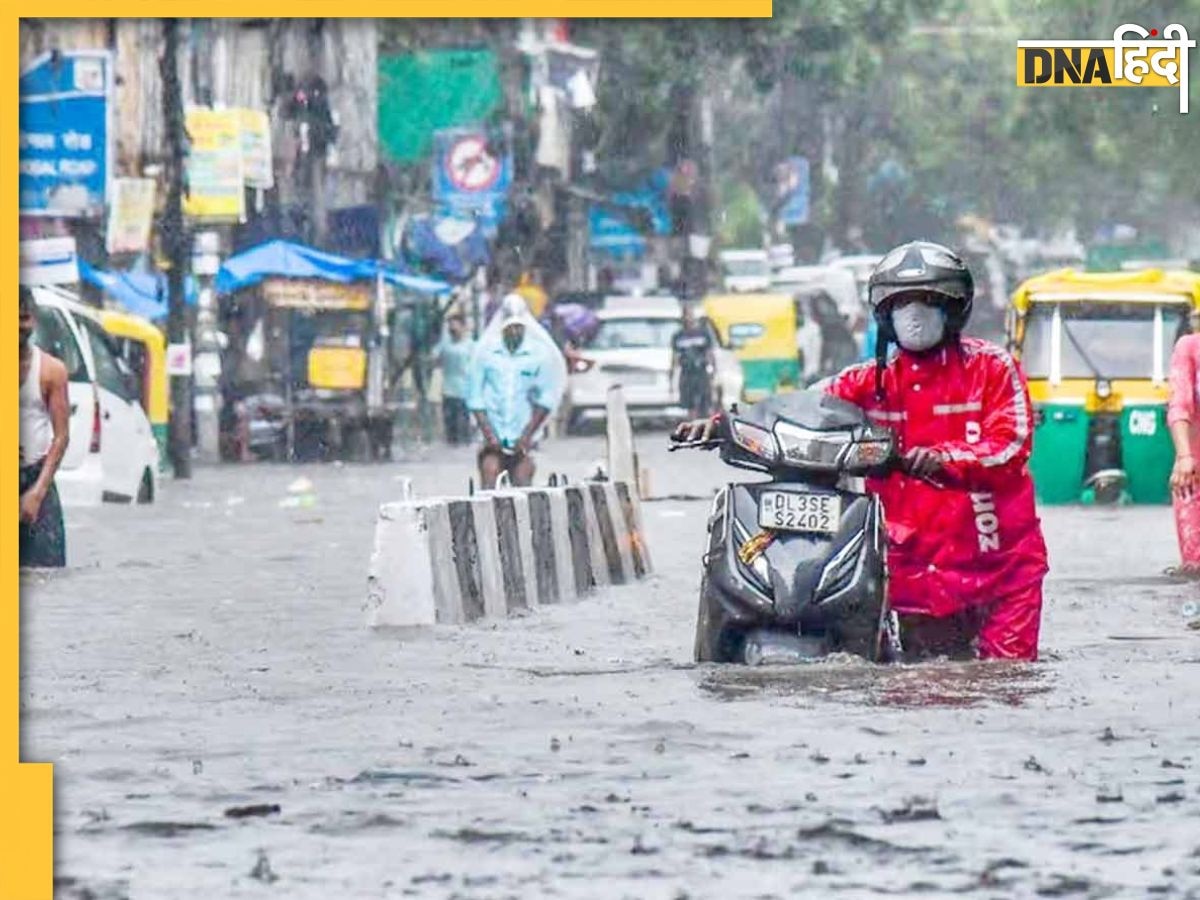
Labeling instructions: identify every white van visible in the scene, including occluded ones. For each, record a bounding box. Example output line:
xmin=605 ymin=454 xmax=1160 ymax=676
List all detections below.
xmin=718 ymin=249 xmax=772 ymax=293
xmin=31 ymin=287 xmax=160 ymax=505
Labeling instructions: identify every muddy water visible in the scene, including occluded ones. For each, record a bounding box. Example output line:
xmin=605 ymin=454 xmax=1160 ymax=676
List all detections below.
xmin=21 ymin=437 xmax=1200 ymax=898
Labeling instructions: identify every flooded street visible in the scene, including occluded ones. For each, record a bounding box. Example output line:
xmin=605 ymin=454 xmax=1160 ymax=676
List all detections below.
xmin=22 ymin=435 xmax=1200 ymax=899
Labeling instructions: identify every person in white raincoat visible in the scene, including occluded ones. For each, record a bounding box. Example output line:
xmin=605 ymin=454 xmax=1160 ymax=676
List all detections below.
xmin=466 ymin=294 xmax=567 ymax=488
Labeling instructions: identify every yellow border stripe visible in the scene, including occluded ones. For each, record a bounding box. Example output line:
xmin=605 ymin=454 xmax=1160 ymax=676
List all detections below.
xmin=9 ymin=12 xmax=56 ymax=898
xmin=32 ymin=3 xmax=772 ymax=16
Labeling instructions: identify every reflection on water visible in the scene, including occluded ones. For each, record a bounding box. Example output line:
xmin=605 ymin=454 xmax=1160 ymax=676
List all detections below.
xmin=698 ymin=659 xmax=1051 ymax=709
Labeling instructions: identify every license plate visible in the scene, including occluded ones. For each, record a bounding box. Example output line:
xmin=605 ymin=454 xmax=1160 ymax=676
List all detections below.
xmin=758 ymin=490 xmax=841 ymax=534
xmin=617 ymin=371 xmax=658 ymax=385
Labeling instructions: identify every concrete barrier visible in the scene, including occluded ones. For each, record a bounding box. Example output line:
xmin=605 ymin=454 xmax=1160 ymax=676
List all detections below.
xmin=365 ymin=479 xmax=651 ymax=627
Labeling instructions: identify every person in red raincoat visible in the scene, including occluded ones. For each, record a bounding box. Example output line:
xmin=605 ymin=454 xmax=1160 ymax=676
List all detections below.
xmin=826 ymin=241 xmax=1048 ymax=660
xmin=674 ymin=241 xmax=1049 ymax=661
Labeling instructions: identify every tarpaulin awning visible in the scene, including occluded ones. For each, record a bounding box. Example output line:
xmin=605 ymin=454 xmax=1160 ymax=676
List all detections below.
xmin=78 ymin=258 xmax=197 ymax=321
xmin=215 ymin=239 xmax=375 ymax=294
xmin=375 ymin=265 xmax=454 ymax=296
xmin=216 ymin=238 xmax=452 ymax=296
xmin=402 ymin=215 xmax=491 ymax=284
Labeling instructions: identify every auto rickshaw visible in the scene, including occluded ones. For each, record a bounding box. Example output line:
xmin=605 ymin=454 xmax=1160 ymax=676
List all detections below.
xmin=98 ymin=308 xmax=167 ymax=466
xmin=1007 ymin=268 xmax=1200 ymax=505
xmin=702 ymin=293 xmax=800 ymax=402
xmin=255 ymin=277 xmax=392 ymax=461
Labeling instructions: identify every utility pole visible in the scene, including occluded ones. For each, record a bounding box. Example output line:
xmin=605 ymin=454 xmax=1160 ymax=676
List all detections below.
xmin=161 ymin=18 xmax=193 ymax=479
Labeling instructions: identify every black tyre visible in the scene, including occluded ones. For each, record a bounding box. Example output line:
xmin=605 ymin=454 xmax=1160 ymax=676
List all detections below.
xmin=694 ymin=576 xmax=740 ymax=663
xmin=135 ymin=469 xmax=154 ymax=504
xmin=342 ymin=424 xmax=369 ymax=462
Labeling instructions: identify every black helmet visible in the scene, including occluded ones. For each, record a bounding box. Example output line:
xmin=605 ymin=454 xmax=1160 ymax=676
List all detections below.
xmin=867 ymin=241 xmax=974 ymax=398
xmin=868 ymin=240 xmax=974 ymax=335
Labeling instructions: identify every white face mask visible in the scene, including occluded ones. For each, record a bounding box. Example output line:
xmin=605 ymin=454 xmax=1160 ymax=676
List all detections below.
xmin=891 ymin=302 xmax=946 ymax=352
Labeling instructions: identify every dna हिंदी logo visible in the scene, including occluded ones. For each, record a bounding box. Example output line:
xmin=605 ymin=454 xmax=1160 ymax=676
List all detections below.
xmin=1016 ymin=23 xmax=1195 ymax=113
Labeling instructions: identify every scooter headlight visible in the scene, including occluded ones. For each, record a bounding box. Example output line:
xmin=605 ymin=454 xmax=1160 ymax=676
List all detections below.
xmin=773 ymin=422 xmax=851 ymax=469
xmin=730 ymin=420 xmax=779 ymax=463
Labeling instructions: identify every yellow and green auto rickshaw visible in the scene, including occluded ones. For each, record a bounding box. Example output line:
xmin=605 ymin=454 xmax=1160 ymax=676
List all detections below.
xmin=702 ymin=293 xmax=800 ymax=402
xmin=98 ymin=307 xmax=168 ymax=465
xmin=1008 ymin=268 xmax=1200 ymax=505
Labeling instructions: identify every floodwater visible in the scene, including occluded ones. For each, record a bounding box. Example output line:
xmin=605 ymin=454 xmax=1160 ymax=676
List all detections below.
xmin=21 ymin=436 xmax=1200 ymax=898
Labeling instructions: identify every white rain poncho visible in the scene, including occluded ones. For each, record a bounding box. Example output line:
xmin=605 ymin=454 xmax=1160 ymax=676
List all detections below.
xmin=465 ymin=294 xmax=567 ymax=445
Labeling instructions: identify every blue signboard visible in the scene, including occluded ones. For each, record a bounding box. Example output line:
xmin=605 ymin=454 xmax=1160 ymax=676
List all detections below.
xmin=777 ymin=156 xmax=810 ymax=227
xmin=587 ymin=174 xmax=671 ymax=260
xmin=19 ymin=50 xmax=112 ymax=218
xmin=431 ymin=128 xmax=512 ymax=235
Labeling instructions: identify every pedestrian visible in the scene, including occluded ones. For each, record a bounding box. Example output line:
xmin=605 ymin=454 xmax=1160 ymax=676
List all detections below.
xmin=514 ymin=268 xmax=549 ymax=318
xmin=793 ymin=293 xmax=823 ymax=384
xmin=466 ymin=294 xmax=566 ymax=488
xmin=1167 ymin=314 xmax=1200 ymax=576
xmin=809 ymin=290 xmax=859 ymax=376
xmin=434 ymin=308 xmax=475 ymax=446
xmin=670 ymin=303 xmax=716 ymax=418
xmin=19 ymin=286 xmax=71 ymax=568
xmin=673 ymin=242 xmax=1049 ymax=660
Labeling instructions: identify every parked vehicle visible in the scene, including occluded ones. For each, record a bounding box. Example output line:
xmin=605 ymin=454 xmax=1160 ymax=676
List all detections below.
xmin=567 ymin=298 xmax=742 ymax=429
xmin=99 ymin=307 xmax=167 ymax=467
xmin=672 ymin=391 xmax=903 ymax=665
xmin=719 ymin=249 xmax=772 ymax=293
xmin=768 ymin=243 xmax=795 ymax=271
xmin=702 ymin=293 xmax=801 ymax=402
xmin=32 ymin=287 xmax=160 ymax=504
xmin=1008 ymin=267 xmax=1200 ymax=504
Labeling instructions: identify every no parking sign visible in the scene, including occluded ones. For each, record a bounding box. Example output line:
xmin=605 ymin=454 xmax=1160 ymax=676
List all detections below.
xmin=431 ymin=127 xmax=512 ymax=233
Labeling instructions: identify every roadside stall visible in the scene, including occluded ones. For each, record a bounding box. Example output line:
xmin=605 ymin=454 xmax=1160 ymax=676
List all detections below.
xmin=215 ymin=240 xmax=451 ymax=461
xmin=1008 ymin=268 xmax=1200 ymax=505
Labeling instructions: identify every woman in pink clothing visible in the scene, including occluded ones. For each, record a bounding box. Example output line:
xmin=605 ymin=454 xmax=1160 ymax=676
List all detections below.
xmin=1167 ymin=323 xmax=1200 ymax=574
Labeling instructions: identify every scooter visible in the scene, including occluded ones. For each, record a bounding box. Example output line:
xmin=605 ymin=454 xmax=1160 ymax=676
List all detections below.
xmin=671 ymin=390 xmax=906 ymax=665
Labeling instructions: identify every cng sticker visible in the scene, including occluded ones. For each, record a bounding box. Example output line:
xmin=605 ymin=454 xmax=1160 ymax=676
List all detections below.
xmin=1128 ymin=410 xmax=1158 ymax=436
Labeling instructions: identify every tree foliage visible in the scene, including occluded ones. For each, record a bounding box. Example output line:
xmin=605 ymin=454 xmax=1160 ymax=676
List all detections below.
xmin=577 ymin=0 xmax=1200 ymax=250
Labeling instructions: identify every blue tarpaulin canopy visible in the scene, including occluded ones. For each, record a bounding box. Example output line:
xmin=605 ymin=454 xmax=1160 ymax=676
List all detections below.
xmin=78 ymin=258 xmax=197 ymax=322
xmin=375 ymin=264 xmax=454 ymax=296
xmin=215 ymin=239 xmax=451 ymax=296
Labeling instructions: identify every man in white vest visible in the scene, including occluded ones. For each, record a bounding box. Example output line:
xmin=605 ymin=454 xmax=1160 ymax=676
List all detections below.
xmin=19 ymin=286 xmax=70 ymax=567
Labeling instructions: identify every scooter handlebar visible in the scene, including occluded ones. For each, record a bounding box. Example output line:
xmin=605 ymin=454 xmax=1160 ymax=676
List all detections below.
xmin=667 ymin=438 xmax=724 ymax=452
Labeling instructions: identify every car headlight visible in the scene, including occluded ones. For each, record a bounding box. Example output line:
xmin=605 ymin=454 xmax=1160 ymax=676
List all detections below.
xmin=730 ymin=420 xmax=779 ymax=463
xmin=773 ymin=421 xmax=850 ymax=469
xmin=841 ymin=438 xmax=894 ymax=471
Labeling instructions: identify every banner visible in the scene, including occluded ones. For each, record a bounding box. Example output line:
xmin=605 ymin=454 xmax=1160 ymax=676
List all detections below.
xmin=106 ymin=178 xmax=157 ymax=254
xmin=19 ymin=50 xmax=112 ymax=217
xmin=183 ymin=107 xmax=245 ymax=221
xmin=261 ymin=278 xmax=372 ymax=311
xmin=238 ymin=108 xmax=274 ymax=189
xmin=776 ymin=156 xmax=810 ymax=227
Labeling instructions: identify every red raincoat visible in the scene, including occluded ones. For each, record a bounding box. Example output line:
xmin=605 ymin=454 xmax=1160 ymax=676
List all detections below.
xmin=826 ymin=338 xmax=1049 ymax=638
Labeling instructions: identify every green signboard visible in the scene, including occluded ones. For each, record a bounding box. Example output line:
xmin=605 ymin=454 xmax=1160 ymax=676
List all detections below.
xmin=378 ymin=49 xmax=502 ymax=163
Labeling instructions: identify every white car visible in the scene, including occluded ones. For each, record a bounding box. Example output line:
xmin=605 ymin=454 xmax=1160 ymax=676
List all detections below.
xmin=567 ymin=300 xmax=743 ymax=429
xmin=31 ymin=287 xmax=160 ymax=505
xmin=718 ymin=249 xmax=772 ymax=293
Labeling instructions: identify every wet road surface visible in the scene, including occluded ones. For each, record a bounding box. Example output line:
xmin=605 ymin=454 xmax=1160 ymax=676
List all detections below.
xmin=21 ymin=435 xmax=1200 ymax=898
